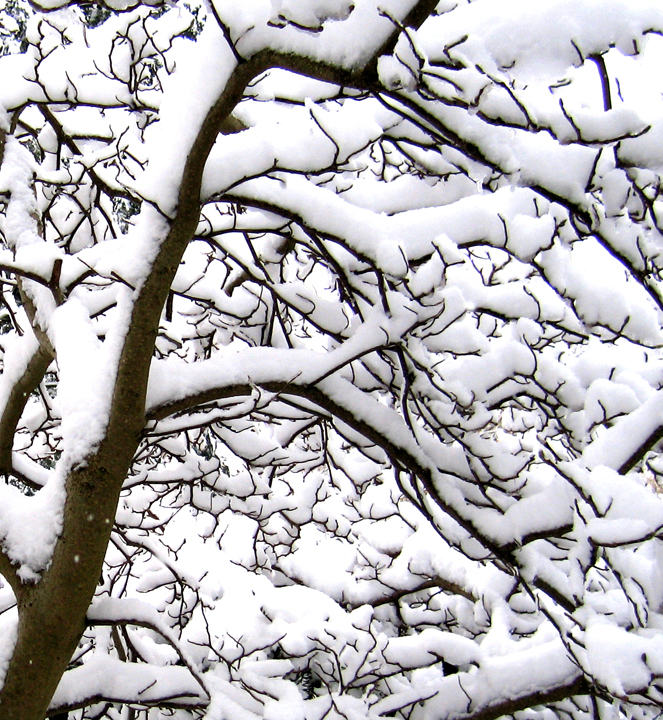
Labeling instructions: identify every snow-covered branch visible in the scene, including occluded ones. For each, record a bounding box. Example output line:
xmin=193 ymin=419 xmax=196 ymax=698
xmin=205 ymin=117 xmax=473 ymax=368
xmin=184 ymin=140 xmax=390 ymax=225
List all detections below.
xmin=48 ymin=656 xmax=207 ymax=715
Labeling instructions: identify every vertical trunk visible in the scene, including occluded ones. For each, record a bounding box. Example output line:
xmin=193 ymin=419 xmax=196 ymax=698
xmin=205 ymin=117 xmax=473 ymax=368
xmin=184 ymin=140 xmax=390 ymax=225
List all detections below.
xmin=0 ymin=53 xmax=278 ymax=720
xmin=0 ymin=98 xmax=211 ymax=720
xmin=0 ymin=450 xmax=138 ymax=720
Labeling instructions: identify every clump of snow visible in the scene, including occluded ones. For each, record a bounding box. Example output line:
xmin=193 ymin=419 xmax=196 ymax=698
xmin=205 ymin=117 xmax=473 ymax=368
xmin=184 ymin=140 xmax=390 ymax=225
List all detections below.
xmin=51 ymin=655 xmax=205 ymax=709
xmin=0 ymin=475 xmax=64 ymax=577
xmin=270 ymin=0 xmax=355 ymax=29
xmin=585 ymin=621 xmax=663 ymax=695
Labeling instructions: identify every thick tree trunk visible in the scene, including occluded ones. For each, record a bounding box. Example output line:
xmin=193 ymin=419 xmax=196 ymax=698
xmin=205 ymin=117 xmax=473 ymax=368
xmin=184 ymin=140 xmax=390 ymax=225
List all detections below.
xmin=0 ymin=457 xmax=131 ymax=720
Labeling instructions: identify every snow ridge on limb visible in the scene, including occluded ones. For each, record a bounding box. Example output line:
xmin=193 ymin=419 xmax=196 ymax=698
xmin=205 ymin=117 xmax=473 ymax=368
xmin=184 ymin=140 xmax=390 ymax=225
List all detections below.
xmin=43 ymin=595 xmax=214 ymax=712
xmin=211 ymin=0 xmax=437 ymax=73
xmin=49 ymin=657 xmax=206 ymax=716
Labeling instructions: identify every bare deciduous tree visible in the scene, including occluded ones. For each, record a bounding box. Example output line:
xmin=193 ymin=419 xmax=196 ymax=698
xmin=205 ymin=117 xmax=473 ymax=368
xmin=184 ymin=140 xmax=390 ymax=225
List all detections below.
xmin=0 ymin=1 xmax=662 ymax=719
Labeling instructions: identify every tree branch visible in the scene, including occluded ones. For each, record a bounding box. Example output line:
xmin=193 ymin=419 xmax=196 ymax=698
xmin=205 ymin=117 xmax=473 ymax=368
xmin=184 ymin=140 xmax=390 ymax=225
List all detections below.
xmin=447 ymin=675 xmax=591 ymax=720
xmin=0 ymin=335 xmax=53 ymax=477
xmin=48 ymin=658 xmax=207 ymax=716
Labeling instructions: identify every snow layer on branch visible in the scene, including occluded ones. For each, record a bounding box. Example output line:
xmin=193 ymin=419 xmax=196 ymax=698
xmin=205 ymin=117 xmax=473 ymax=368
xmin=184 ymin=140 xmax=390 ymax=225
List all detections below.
xmin=385 ymin=639 xmax=579 ymax=720
xmin=147 ymin=301 xmax=419 ymax=411
xmin=50 ymin=655 xmax=205 ymax=710
xmin=535 ymin=237 xmax=663 ymax=345
xmin=578 ymin=466 xmax=663 ymax=547
xmin=584 ymin=390 xmax=663 ymax=470
xmin=202 ymin=97 xmax=391 ymax=197
xmin=417 ymin=0 xmax=663 ymax=82
xmin=224 ymin=177 xmax=557 ymax=274
xmin=384 ymin=629 xmax=481 ymax=669
xmin=212 ymin=0 xmax=418 ymax=70
xmin=585 ymin=620 xmax=663 ymax=696
xmin=0 ymin=473 xmax=64 ymax=580
xmin=138 ymin=19 xmax=237 ymax=213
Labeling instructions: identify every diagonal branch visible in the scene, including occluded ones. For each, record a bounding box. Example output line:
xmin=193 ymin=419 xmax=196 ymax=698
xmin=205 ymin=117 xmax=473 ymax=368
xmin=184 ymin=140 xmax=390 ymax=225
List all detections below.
xmin=442 ymin=674 xmax=590 ymax=720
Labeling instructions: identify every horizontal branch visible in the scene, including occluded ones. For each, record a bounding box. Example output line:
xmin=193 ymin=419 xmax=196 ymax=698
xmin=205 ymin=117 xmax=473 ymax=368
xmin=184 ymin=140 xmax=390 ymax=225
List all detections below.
xmin=374 ymin=640 xmax=588 ymax=720
xmin=369 ymin=576 xmax=477 ymax=607
xmin=451 ymin=674 xmax=590 ymax=720
xmin=48 ymin=691 xmax=207 ymax=717
xmin=48 ymin=656 xmax=207 ymax=716
xmin=0 ymin=262 xmax=55 ymax=289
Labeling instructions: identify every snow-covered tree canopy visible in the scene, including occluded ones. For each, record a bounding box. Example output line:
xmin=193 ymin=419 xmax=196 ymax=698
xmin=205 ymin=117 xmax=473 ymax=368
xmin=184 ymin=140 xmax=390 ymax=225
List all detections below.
xmin=1 ymin=0 xmax=663 ymax=718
